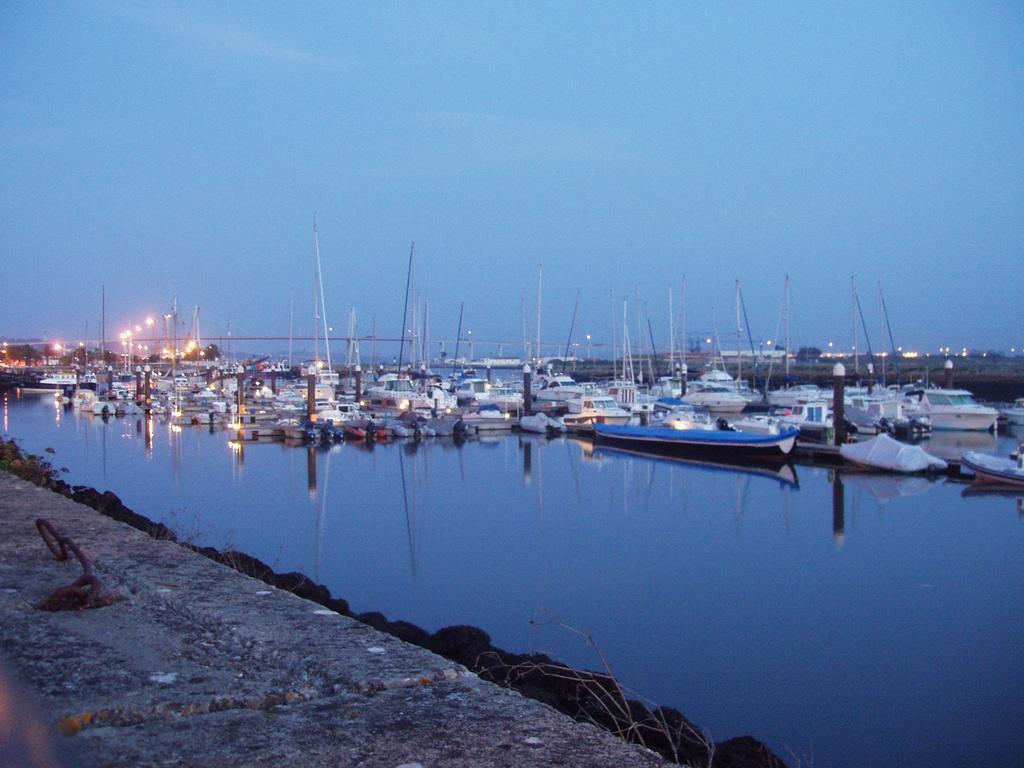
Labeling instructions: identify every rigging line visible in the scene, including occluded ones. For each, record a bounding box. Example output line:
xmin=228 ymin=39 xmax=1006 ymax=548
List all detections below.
xmin=880 ymin=285 xmax=901 ymax=382
xmin=737 ymin=286 xmax=758 ymax=382
xmin=855 ymin=289 xmax=875 ymax=359
xmin=397 ymin=241 xmax=415 ymax=373
xmin=561 ymin=289 xmax=580 ymax=373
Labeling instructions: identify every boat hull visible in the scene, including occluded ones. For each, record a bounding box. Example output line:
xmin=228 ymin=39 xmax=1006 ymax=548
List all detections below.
xmin=593 ymin=424 xmax=798 ymax=458
xmin=962 ymin=452 xmax=1024 ymax=488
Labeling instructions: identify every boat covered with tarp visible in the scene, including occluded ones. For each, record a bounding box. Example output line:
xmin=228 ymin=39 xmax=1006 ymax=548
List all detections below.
xmin=839 ymin=434 xmax=947 ymax=473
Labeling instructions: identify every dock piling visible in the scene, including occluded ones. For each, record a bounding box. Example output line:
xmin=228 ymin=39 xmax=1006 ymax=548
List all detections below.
xmin=833 ymin=363 xmax=846 ymax=446
xmin=944 ymin=358 xmax=954 ymax=389
xmin=522 ymin=364 xmax=532 ymax=416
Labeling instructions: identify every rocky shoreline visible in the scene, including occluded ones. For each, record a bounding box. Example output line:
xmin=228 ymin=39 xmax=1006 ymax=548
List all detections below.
xmin=1 ymin=436 xmax=784 ymax=767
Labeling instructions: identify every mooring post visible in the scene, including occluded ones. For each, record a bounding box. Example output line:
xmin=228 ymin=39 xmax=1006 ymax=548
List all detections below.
xmin=306 ymin=368 xmax=316 ymax=421
xmin=236 ymin=370 xmax=245 ymax=417
xmin=207 ymin=367 xmax=215 ymax=385
xmin=679 ymin=363 xmax=687 ymax=397
xmin=106 ymin=367 xmax=114 ymax=399
xmin=944 ymin=358 xmax=953 ymax=389
xmin=833 ymin=362 xmax=846 ymax=446
xmin=143 ymin=365 xmax=151 ymax=406
xmin=134 ymin=366 xmax=143 ymax=403
xmin=522 ymin=364 xmax=532 ymax=416
xmin=354 ymin=364 xmax=362 ymax=404
xmin=270 ymin=371 xmax=277 ymax=394
xmin=487 ymin=365 xmax=493 ymax=384
xmin=866 ymin=362 xmax=874 ymax=395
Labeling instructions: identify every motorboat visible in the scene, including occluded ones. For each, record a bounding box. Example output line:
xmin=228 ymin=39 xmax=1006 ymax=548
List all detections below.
xmin=562 ymin=395 xmax=631 ymax=431
xmin=767 ymin=384 xmax=822 ymax=409
xmin=729 ymin=413 xmax=787 ymax=435
xmin=902 ymin=388 xmax=998 ymax=431
xmin=21 ymin=371 xmax=98 ymax=393
xmin=680 ymin=385 xmax=748 ymax=414
xmin=593 ymin=421 xmax=799 ymax=458
xmin=484 ymin=385 xmax=524 ymax=412
xmin=1001 ymin=398 xmax=1024 ymax=426
xmin=532 ymin=374 xmax=586 ymax=405
xmin=460 ymin=403 xmax=513 ymax=432
xmin=777 ymin=399 xmax=832 ymax=442
xmin=961 ymin=449 xmax=1024 ymax=488
xmin=453 ymin=377 xmax=491 ymax=405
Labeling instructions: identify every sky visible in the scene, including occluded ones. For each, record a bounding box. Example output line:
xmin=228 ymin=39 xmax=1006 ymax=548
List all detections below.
xmin=1 ymin=1 xmax=1022 ymax=359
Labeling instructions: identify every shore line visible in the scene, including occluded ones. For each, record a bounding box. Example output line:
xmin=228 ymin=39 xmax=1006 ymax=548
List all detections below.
xmin=0 ymin=438 xmax=783 ymax=767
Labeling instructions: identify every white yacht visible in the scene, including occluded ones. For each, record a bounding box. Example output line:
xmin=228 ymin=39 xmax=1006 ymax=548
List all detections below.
xmin=902 ymin=388 xmax=998 ymax=431
xmin=681 ymin=385 xmax=748 ymax=414
xmin=532 ymin=374 xmax=585 ymax=405
xmin=767 ymin=384 xmax=822 ymax=409
xmin=562 ymin=395 xmax=631 ymax=430
xmin=1001 ymin=397 xmax=1024 ymax=426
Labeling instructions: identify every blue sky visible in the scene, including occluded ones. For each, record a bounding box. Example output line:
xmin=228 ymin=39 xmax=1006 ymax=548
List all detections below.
xmin=1 ymin=2 xmax=1022 ymax=357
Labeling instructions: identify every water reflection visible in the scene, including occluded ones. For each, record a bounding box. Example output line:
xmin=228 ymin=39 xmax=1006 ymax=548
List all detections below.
xmin=920 ymin=429 xmax=997 ymax=460
xmin=832 ymin=471 xmax=845 ymax=546
xmin=841 ymin=472 xmax=944 ymax=504
xmin=589 ymin=443 xmax=799 ymax=488
xmin=3 ymin=395 xmax=1024 ymax=768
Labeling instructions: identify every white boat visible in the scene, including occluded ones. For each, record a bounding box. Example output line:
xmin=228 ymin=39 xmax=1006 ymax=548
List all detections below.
xmin=680 ymin=385 xmax=748 ymax=414
xmin=778 ymin=398 xmax=832 ymax=441
xmin=902 ymin=388 xmax=998 ymax=431
xmin=1001 ymin=398 xmax=1024 ymax=426
xmin=364 ymin=374 xmax=419 ymax=407
xmin=767 ymin=384 xmax=822 ymax=409
xmin=730 ymin=413 xmax=786 ymax=435
xmin=484 ymin=384 xmax=524 ymax=412
xmin=839 ymin=434 xmax=948 ymax=473
xmin=22 ymin=371 xmax=98 ymax=393
xmin=562 ymin=395 xmax=631 ymax=431
xmin=532 ymin=374 xmax=586 ymax=405
xmin=460 ymin=403 xmax=513 ymax=432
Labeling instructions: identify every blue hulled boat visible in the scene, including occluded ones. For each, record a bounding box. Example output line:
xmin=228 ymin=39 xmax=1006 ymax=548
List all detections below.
xmin=592 ymin=423 xmax=799 ymax=458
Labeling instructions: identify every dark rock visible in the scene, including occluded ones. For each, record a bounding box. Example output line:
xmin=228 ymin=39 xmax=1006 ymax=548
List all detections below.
xmin=427 ymin=625 xmax=494 ymax=668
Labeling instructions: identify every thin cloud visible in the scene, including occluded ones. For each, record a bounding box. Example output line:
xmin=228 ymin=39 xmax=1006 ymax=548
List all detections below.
xmin=93 ymin=1 xmax=344 ymax=68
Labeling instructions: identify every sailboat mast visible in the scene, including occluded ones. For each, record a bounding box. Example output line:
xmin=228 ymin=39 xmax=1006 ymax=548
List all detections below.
xmin=851 ymin=274 xmax=859 ymax=376
xmin=735 ymin=279 xmax=742 ymax=384
xmin=667 ymin=286 xmax=674 ymax=375
xmin=311 ymin=220 xmax=320 ymax=367
xmin=681 ymin=277 xmax=687 ymax=373
xmin=100 ymin=284 xmax=106 ymax=369
xmin=313 ymin=222 xmax=332 ymax=371
xmin=288 ymin=287 xmax=294 ymax=369
xmin=784 ymin=274 xmax=791 ymax=379
xmin=535 ymin=264 xmax=543 ymax=366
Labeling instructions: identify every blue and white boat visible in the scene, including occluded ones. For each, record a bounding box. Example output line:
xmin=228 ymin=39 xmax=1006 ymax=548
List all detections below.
xmin=961 ymin=450 xmax=1024 ymax=488
xmin=593 ymin=422 xmax=799 ymax=458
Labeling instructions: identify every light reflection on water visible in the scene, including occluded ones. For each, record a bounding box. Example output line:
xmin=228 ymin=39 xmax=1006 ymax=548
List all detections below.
xmin=3 ymin=391 xmax=1024 ymax=768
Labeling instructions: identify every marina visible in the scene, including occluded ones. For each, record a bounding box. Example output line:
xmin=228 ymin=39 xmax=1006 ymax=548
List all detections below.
xmin=2 ymin=375 xmax=1022 ymax=768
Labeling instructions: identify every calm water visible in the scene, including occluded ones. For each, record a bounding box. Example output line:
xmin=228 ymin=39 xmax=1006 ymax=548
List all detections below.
xmin=4 ymin=390 xmax=1023 ymax=767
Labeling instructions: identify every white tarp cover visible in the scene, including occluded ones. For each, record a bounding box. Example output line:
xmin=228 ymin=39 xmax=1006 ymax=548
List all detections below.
xmin=840 ymin=433 xmax=948 ymax=473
